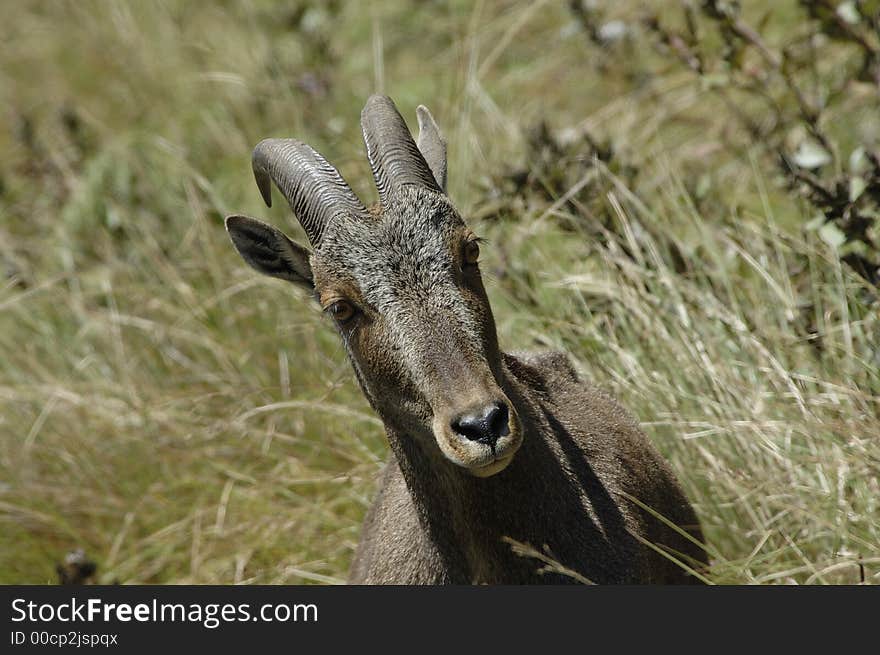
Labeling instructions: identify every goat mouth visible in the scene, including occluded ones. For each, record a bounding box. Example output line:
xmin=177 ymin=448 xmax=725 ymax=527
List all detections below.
xmin=468 ymin=451 xmax=516 ymax=478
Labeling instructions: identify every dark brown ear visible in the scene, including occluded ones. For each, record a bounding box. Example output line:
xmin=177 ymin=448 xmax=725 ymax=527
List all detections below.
xmin=225 ymin=214 xmax=313 ymax=289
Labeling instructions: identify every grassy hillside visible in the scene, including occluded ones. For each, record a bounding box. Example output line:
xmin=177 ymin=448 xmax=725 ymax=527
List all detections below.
xmin=1 ymin=0 xmax=877 ymax=584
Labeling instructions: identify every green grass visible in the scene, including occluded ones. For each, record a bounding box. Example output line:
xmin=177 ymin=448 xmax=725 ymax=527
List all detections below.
xmin=1 ymin=0 xmax=877 ymax=584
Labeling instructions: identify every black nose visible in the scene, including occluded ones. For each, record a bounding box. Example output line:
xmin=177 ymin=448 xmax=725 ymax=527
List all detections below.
xmin=451 ymin=402 xmax=510 ymax=447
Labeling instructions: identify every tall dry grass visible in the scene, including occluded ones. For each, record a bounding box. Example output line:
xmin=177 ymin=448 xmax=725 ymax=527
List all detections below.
xmin=0 ymin=1 xmax=877 ymax=583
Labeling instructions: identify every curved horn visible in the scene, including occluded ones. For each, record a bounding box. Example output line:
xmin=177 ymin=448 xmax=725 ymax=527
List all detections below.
xmin=252 ymin=138 xmax=368 ymax=246
xmin=360 ymin=95 xmax=441 ymax=205
xmin=416 ymin=105 xmax=447 ymax=192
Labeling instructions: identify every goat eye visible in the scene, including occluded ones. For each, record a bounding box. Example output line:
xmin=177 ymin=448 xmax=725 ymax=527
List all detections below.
xmin=463 ymin=240 xmax=480 ymax=265
xmin=328 ymin=300 xmax=356 ymax=323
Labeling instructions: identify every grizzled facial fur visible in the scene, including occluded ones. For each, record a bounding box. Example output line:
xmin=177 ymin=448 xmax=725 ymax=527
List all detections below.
xmin=311 ymin=186 xmax=522 ymax=476
xmin=226 ymin=98 xmax=522 ymax=477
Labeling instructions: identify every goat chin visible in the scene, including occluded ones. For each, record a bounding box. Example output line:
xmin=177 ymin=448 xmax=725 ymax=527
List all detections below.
xmin=467 ymin=453 xmax=516 ymax=478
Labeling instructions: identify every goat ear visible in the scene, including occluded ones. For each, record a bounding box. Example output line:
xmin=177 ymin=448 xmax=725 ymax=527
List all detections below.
xmin=416 ymin=105 xmax=447 ymax=193
xmin=225 ymin=214 xmax=313 ymax=289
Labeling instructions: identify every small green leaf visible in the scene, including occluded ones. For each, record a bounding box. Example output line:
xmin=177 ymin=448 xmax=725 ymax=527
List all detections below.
xmin=792 ymin=141 xmax=832 ymax=169
xmin=849 ymin=146 xmax=868 ymax=173
xmin=597 ymin=21 xmax=628 ymax=44
xmin=819 ymin=222 xmax=846 ymax=249
xmin=840 ymin=239 xmax=867 ymax=257
xmin=805 ymin=214 xmax=826 ymax=231
xmin=836 ymin=1 xmax=861 ymax=25
xmin=695 ymin=173 xmax=712 ymax=199
xmin=849 ymin=176 xmax=867 ymax=202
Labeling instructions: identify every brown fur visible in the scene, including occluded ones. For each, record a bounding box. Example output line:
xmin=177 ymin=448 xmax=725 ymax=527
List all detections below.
xmin=350 ymin=351 xmax=707 ymax=584
xmin=225 ymin=96 xmax=708 ymax=585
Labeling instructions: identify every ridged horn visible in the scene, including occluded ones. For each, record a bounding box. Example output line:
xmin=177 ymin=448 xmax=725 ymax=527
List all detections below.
xmin=360 ymin=95 xmax=441 ymax=205
xmin=252 ymin=138 xmax=368 ymax=246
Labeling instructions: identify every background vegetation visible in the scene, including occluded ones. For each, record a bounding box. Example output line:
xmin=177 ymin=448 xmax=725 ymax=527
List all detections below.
xmin=1 ymin=0 xmax=877 ymax=584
